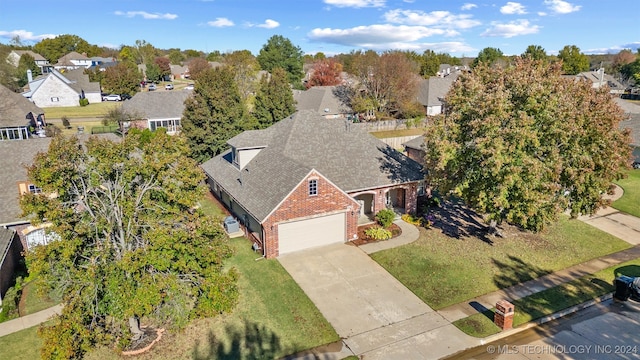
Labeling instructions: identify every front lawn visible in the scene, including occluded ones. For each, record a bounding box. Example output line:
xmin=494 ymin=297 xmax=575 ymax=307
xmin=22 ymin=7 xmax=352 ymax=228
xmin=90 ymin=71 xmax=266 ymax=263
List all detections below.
xmin=454 ymin=256 xmax=640 ymax=338
xmin=0 ymin=325 xmax=44 ymax=360
xmin=372 ymin=215 xmax=631 ymax=310
xmin=44 ymin=102 xmax=118 ymax=119
xmin=614 ymin=169 xmax=640 ymax=217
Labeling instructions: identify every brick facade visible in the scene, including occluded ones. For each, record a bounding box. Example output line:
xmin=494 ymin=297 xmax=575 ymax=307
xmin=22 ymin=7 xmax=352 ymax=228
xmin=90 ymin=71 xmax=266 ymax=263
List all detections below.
xmin=406 ymin=148 xmax=425 ymax=165
xmin=262 ymin=171 xmax=360 ymax=258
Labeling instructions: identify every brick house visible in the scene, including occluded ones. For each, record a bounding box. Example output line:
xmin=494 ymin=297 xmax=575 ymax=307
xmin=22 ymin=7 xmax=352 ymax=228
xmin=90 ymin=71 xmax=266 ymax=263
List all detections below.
xmin=121 ymin=91 xmax=190 ymax=134
xmin=403 ymin=135 xmax=425 ymax=165
xmin=201 ymin=110 xmax=424 ymax=258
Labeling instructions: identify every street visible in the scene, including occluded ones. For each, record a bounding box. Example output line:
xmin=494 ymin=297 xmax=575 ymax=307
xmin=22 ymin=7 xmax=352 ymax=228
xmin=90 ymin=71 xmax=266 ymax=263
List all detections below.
xmin=446 ymin=299 xmax=640 ymax=359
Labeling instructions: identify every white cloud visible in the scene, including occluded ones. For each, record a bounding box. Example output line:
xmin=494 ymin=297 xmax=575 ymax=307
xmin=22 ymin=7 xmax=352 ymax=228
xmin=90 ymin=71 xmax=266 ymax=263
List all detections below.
xmin=537 ymin=11 xmax=547 ymax=16
xmin=323 ymin=0 xmax=385 ymax=8
xmin=257 ymin=19 xmax=280 ymax=29
xmin=544 ymin=0 xmax=581 ymax=14
xmin=585 ymin=42 xmax=640 ymax=54
xmin=308 ymin=24 xmax=453 ymax=48
xmin=207 ymin=18 xmax=234 ymax=27
xmin=0 ymin=29 xmax=56 ymax=42
xmin=461 ymin=3 xmax=477 ymax=11
xmin=481 ymin=19 xmax=540 ymax=38
xmin=114 ymin=11 xmax=178 ymax=20
xmin=246 ymin=19 xmax=280 ymax=29
xmin=384 ymin=9 xmax=481 ymax=29
xmin=500 ymin=2 xmax=527 ymax=15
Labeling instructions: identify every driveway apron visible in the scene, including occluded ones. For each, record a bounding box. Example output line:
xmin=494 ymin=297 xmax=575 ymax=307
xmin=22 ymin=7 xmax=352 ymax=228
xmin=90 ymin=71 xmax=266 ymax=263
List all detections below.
xmin=278 ymin=243 xmax=474 ymax=357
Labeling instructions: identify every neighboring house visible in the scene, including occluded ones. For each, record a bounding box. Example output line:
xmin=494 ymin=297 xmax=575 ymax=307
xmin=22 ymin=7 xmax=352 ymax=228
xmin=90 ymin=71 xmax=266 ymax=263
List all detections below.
xmin=23 ymin=68 xmax=102 ymax=107
xmin=574 ymin=69 xmax=625 ymax=94
xmin=53 ymin=51 xmax=93 ymax=70
xmin=417 ymin=73 xmax=459 ymax=116
xmin=0 ymin=226 xmax=22 ymax=307
xmin=201 ymin=110 xmax=424 ymax=258
xmin=293 ymin=86 xmax=351 ymax=119
xmin=0 ymin=84 xmax=46 ymax=140
xmin=616 ymin=98 xmax=640 ymax=162
xmin=403 ymin=135 xmax=425 ymax=165
xmin=121 ymin=91 xmax=190 ymax=134
xmin=6 ymin=49 xmax=51 ymax=73
xmin=170 ymin=64 xmax=189 ymax=79
xmin=436 ymin=64 xmax=469 ymax=78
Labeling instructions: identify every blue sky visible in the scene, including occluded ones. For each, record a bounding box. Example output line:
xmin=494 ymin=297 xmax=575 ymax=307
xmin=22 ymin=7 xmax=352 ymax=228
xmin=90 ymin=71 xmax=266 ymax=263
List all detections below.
xmin=1 ymin=0 xmax=638 ymax=57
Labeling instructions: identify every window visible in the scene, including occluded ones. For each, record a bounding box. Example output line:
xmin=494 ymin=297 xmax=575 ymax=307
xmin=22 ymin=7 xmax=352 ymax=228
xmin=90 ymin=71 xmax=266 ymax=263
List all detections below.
xmin=308 ymin=179 xmax=318 ymax=196
xmin=51 ymin=97 xmax=59 ymax=102
xmin=28 ymin=184 xmax=42 ymax=194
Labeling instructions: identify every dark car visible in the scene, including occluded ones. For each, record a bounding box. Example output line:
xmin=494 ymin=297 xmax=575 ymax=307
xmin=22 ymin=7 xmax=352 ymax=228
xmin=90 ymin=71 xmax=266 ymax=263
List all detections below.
xmin=633 ymin=161 xmax=640 ymax=169
xmin=120 ymin=94 xmax=132 ymax=101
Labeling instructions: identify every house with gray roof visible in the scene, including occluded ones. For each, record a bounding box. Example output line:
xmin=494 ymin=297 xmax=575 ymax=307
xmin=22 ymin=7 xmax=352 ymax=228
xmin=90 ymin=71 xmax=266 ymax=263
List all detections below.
xmin=54 ymin=51 xmax=93 ymax=70
xmin=0 ymin=84 xmax=45 ymax=140
xmin=23 ymin=68 xmax=102 ymax=107
xmin=403 ymin=135 xmax=426 ymax=165
xmin=201 ymin=110 xmax=424 ymax=257
xmin=121 ymin=91 xmax=191 ymax=134
xmin=293 ymin=86 xmax=351 ymax=119
xmin=7 ymin=49 xmax=51 ymax=73
xmin=417 ymin=73 xmax=459 ymax=116
xmin=575 ymin=69 xmax=625 ymax=94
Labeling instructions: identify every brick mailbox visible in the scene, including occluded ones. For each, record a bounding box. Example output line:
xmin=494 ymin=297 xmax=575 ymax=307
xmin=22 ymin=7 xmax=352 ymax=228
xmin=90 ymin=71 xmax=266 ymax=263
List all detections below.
xmin=494 ymin=300 xmax=514 ymax=330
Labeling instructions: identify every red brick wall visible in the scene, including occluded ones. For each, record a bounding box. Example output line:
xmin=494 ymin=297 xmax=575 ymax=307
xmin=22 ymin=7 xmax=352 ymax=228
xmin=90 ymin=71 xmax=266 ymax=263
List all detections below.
xmin=262 ymin=171 xmax=359 ymax=258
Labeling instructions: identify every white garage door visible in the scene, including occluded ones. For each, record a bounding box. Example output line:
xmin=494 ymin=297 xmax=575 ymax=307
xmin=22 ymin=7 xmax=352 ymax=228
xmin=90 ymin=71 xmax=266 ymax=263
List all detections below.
xmin=278 ymin=213 xmax=346 ymax=255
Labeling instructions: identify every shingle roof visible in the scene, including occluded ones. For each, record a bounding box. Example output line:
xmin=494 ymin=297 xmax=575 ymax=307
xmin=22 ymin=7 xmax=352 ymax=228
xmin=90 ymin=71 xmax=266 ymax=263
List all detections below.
xmin=55 ymin=51 xmax=89 ymax=66
xmin=293 ymin=86 xmax=350 ymax=115
xmin=0 ymin=227 xmax=16 ymax=261
xmin=12 ymin=50 xmax=47 ymax=62
xmin=62 ymin=69 xmax=101 ymax=94
xmin=121 ymin=91 xmax=191 ymax=120
xmin=0 ymin=134 xmax=121 ymax=225
xmin=417 ymin=74 xmax=458 ymax=107
xmin=403 ymin=136 xmax=425 ymax=151
xmin=0 ymin=84 xmax=44 ymax=127
xmin=201 ymin=110 xmax=424 ymax=222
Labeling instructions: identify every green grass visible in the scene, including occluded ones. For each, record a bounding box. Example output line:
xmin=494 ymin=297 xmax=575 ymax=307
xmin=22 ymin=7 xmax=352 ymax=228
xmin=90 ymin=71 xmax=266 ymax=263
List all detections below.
xmin=370 ymin=128 xmax=425 ymax=138
xmin=372 ymin=215 xmax=631 ymax=310
xmin=614 ymin=169 xmax=640 ymax=217
xmin=44 ymin=102 xmax=118 ymax=119
xmin=454 ymin=257 xmax=640 ymax=338
xmin=0 ymin=325 xmax=44 ymax=359
xmin=20 ymin=281 xmax=58 ymax=316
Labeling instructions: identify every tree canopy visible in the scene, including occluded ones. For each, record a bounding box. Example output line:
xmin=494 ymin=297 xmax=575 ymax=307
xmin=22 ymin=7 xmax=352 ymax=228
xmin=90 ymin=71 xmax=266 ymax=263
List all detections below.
xmin=522 ymin=45 xmax=547 ymax=61
xmin=424 ymin=58 xmax=632 ymax=232
xmin=16 ymin=52 xmax=42 ymax=87
xmin=558 ymin=45 xmax=590 ymax=75
xmin=257 ymin=35 xmax=304 ymax=86
xmin=472 ymin=47 xmax=504 ymax=68
xmin=102 ymin=62 xmax=142 ymax=95
xmin=21 ymin=132 xmax=238 ymax=358
xmin=307 ymin=58 xmax=343 ymax=87
xmin=33 ymin=34 xmax=100 ymax=63
xmin=252 ymin=67 xmax=296 ymax=129
xmin=181 ymin=66 xmax=249 ymax=162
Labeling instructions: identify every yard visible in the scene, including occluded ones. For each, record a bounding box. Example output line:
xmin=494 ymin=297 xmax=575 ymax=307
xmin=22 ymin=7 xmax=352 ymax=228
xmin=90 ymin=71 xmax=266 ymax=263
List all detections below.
xmin=43 ymin=102 xmax=118 ymax=119
xmin=371 ymin=209 xmax=632 ymax=310
xmin=613 ymin=169 xmax=640 ymax=217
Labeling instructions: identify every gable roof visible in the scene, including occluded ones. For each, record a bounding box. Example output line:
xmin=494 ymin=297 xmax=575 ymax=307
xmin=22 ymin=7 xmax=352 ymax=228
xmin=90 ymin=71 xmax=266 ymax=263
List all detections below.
xmin=11 ymin=50 xmax=47 ymax=62
xmin=403 ymin=135 xmax=425 ymax=151
xmin=417 ymin=74 xmax=458 ymax=107
xmin=293 ymin=86 xmax=350 ymax=115
xmin=0 ymin=134 xmax=121 ymax=225
xmin=201 ymin=110 xmax=424 ymax=222
xmin=0 ymin=84 xmax=44 ymax=127
xmin=121 ymin=91 xmax=191 ymax=119
xmin=55 ymin=51 xmax=89 ymax=66
xmin=23 ymin=69 xmax=100 ymax=98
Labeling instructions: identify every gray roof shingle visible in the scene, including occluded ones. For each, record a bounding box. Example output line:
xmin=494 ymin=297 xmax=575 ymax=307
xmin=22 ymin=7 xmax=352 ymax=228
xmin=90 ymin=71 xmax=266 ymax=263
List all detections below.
xmin=0 ymin=84 xmax=44 ymax=127
xmin=403 ymin=136 xmax=425 ymax=151
xmin=122 ymin=91 xmax=191 ymax=120
xmin=417 ymin=74 xmax=458 ymax=107
xmin=293 ymin=86 xmax=350 ymax=115
xmin=201 ymin=110 xmax=424 ymax=222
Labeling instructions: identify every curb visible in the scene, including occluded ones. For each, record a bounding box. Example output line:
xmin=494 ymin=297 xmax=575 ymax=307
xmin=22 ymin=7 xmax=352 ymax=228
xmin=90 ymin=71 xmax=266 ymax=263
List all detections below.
xmin=479 ymin=292 xmax=614 ymax=345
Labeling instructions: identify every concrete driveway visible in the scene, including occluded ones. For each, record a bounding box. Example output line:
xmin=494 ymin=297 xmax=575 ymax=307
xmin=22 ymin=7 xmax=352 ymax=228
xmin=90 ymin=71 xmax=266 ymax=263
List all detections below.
xmin=279 ymin=243 xmax=474 ymax=357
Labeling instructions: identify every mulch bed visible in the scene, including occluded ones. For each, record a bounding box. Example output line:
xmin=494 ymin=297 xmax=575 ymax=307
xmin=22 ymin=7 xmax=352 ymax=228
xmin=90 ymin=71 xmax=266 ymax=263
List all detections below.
xmin=350 ymin=223 xmax=402 ymax=246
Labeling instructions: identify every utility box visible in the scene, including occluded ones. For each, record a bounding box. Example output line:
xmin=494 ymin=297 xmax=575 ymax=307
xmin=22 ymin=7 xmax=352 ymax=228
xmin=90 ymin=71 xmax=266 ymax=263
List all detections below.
xmin=223 ymin=216 xmax=239 ymax=233
xmin=494 ymin=300 xmax=514 ymax=331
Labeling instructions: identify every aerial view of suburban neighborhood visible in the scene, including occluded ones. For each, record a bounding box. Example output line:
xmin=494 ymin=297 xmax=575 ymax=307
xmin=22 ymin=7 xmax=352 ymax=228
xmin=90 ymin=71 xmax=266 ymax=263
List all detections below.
xmin=1 ymin=0 xmax=640 ymax=359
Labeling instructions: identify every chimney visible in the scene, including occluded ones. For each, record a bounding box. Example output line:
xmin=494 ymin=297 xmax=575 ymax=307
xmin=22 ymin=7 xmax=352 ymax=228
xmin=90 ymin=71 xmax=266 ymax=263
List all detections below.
xmin=27 ymin=69 xmax=32 ymax=83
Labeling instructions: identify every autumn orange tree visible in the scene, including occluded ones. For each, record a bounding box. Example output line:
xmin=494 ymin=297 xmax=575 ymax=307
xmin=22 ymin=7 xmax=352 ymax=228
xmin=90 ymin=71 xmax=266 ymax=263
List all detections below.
xmin=307 ymin=58 xmax=343 ymax=87
xmin=424 ymin=58 xmax=632 ymax=232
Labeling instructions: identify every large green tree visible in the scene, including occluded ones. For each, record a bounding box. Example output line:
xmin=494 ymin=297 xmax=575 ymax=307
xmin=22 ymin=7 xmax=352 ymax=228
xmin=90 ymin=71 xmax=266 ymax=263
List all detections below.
xmin=257 ymin=35 xmax=304 ymax=86
xmin=521 ymin=45 xmax=547 ymax=61
xmin=102 ymin=62 xmax=142 ymax=95
xmin=472 ymin=47 xmax=504 ymax=68
xmin=181 ymin=67 xmax=248 ymax=162
xmin=33 ymin=34 xmax=99 ymax=63
xmin=557 ymin=45 xmax=590 ymax=75
xmin=16 ymin=53 xmax=42 ymax=87
xmin=252 ymin=67 xmax=296 ymax=129
xmin=0 ymin=44 xmax=20 ymax=90
xmin=21 ymin=132 xmax=238 ymax=358
xmin=424 ymin=58 xmax=632 ymax=232
xmin=225 ymin=50 xmax=260 ymax=101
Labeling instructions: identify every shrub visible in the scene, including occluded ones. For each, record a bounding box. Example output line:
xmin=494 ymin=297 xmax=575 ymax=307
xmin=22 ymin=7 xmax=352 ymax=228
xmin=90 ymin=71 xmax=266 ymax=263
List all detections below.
xmin=375 ymin=208 xmax=396 ymax=228
xmin=45 ymin=124 xmax=62 ymax=137
xmin=364 ymin=226 xmax=393 ymax=241
xmin=61 ymin=116 xmax=71 ymax=129
xmin=79 ymin=98 xmax=89 ymax=106
xmin=0 ymin=277 xmax=24 ymax=323
xmin=401 ymin=213 xmax=422 ymax=226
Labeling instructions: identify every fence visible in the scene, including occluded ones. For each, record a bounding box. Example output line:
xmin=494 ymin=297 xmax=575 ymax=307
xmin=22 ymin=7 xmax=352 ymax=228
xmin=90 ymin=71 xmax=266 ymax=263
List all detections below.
xmin=352 ymin=119 xmax=426 ymax=132
xmin=378 ymin=135 xmax=422 ymax=149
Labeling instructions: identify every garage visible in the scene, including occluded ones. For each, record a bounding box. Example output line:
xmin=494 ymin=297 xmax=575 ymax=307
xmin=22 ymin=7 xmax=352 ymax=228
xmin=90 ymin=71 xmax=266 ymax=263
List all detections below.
xmin=278 ymin=213 xmax=346 ymax=255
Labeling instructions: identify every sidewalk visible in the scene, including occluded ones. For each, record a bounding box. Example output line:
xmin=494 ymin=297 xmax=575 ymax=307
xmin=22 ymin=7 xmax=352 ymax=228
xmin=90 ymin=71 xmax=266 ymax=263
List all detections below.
xmin=0 ymin=304 xmax=62 ymax=337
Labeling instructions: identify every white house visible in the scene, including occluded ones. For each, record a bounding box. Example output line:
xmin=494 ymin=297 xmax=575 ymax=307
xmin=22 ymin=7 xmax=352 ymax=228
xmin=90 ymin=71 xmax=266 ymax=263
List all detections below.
xmin=23 ymin=68 xmax=102 ymax=107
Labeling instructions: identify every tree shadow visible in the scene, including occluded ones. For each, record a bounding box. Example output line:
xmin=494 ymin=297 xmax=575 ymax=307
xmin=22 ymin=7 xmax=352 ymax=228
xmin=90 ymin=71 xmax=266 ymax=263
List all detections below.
xmin=492 ymin=255 xmax=553 ymax=289
xmin=428 ymin=197 xmax=495 ymax=244
xmin=192 ymin=319 xmax=282 ymax=360
xmin=376 ymin=145 xmax=425 ymax=184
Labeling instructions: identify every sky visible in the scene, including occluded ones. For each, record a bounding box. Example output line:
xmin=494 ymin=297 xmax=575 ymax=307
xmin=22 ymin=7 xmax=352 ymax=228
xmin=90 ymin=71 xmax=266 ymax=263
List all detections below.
xmin=0 ymin=0 xmax=638 ymax=57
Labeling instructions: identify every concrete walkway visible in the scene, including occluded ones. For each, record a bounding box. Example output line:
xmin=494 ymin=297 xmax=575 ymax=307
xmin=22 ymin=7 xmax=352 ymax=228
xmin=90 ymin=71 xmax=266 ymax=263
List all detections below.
xmin=0 ymin=304 xmax=62 ymax=337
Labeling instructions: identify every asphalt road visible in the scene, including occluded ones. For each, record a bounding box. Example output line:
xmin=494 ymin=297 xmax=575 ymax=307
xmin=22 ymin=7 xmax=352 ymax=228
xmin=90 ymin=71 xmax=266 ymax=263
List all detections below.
xmin=446 ymin=299 xmax=640 ymax=360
